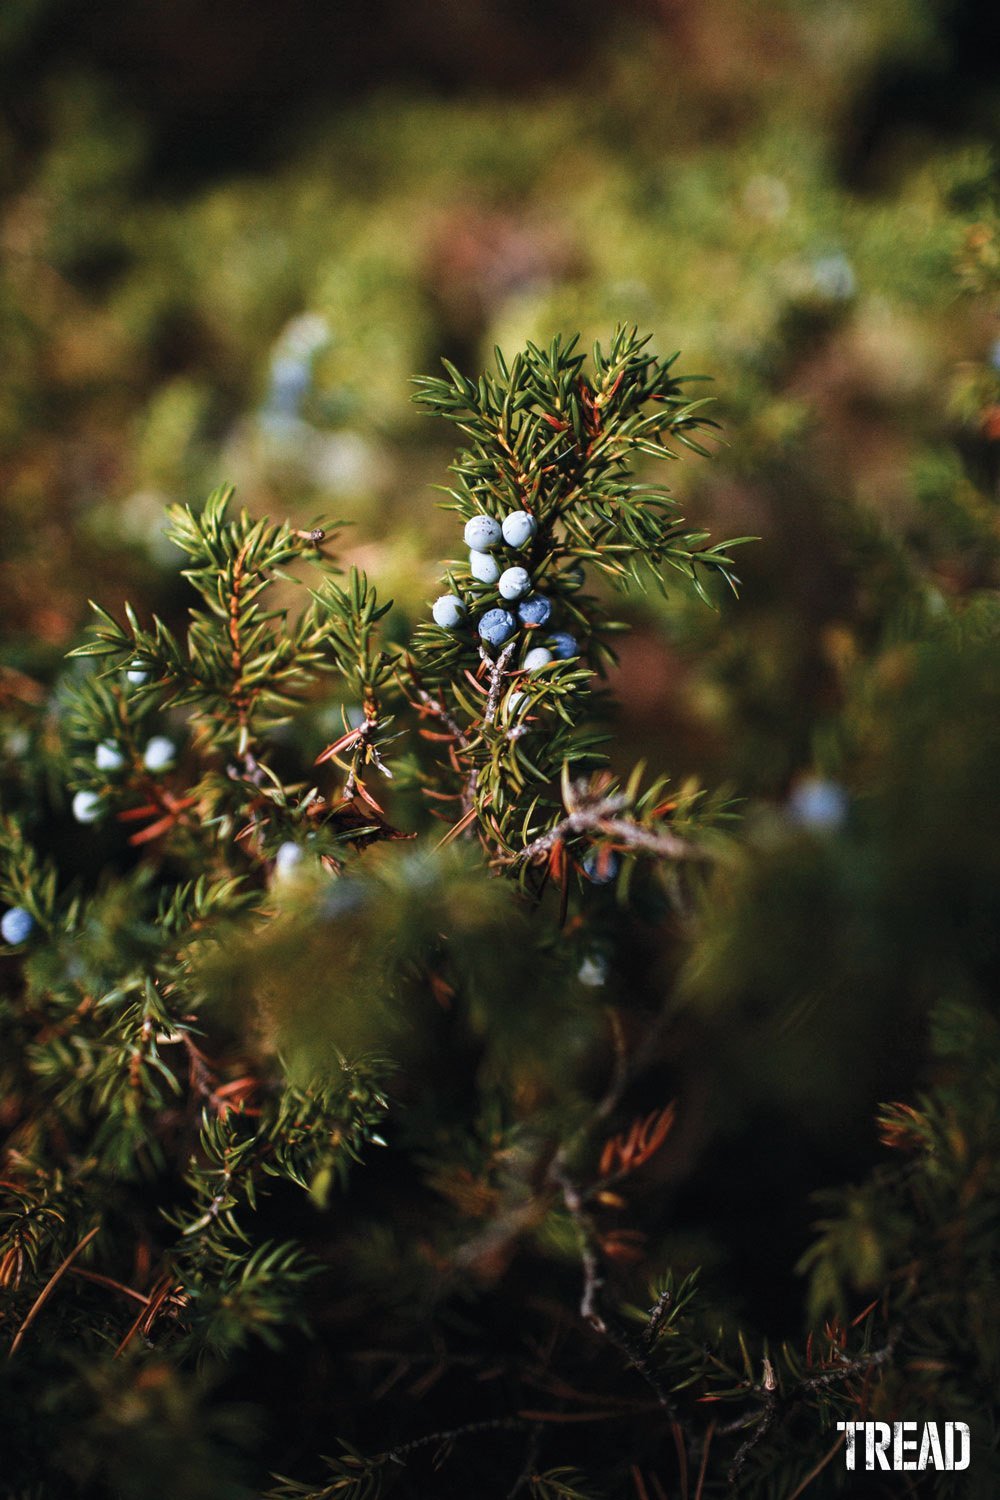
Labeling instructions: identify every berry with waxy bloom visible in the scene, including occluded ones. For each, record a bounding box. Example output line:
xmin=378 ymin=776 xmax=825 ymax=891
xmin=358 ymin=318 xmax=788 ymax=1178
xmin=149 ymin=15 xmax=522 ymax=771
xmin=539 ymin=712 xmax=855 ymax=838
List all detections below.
xmin=498 ymin=566 xmax=531 ymax=601
xmin=432 ymin=594 xmax=467 ymax=629
xmin=72 ymin=790 xmax=102 ymax=824
xmin=1 ymin=907 xmax=34 ymax=945
xmin=524 ymin=646 xmax=552 ymax=673
xmin=463 ymin=515 xmax=503 ymax=551
xmin=517 ymin=594 xmax=552 ymax=627
xmin=143 ymin=736 xmax=176 ymax=772
xmin=469 ymin=550 xmax=500 ymax=585
xmin=273 ymin=841 xmax=305 ymax=882
xmin=478 ymin=608 xmax=517 ymax=647
xmin=501 ymin=511 xmax=537 ymax=549
xmin=95 ymin=740 xmax=126 ymax=772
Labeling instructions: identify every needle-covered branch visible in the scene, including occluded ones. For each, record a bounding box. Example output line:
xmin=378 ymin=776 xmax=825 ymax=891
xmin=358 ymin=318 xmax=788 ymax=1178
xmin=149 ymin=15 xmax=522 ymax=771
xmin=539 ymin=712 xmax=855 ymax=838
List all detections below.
xmin=408 ymin=327 xmax=744 ymax=888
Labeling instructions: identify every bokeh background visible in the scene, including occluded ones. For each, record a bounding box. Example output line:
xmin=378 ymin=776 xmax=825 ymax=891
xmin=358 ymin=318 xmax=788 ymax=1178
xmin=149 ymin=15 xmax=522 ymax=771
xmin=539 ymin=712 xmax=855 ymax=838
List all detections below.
xmin=3 ymin=0 xmax=998 ymax=771
xmin=3 ymin=2 xmax=1000 ymax=1470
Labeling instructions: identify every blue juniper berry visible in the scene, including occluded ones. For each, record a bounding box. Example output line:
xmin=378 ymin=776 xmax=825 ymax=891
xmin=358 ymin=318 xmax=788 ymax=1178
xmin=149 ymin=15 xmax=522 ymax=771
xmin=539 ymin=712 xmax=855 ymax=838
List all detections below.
xmin=1 ymin=907 xmax=34 ymax=945
xmin=463 ymin=515 xmax=503 ymax=551
xmin=582 ymin=847 xmax=621 ymax=884
xmin=518 ymin=594 xmax=552 ymax=627
xmin=501 ymin=510 xmax=537 ymax=549
xmin=432 ymin=594 xmax=467 ymax=629
xmin=478 ymin=608 xmax=517 ymax=647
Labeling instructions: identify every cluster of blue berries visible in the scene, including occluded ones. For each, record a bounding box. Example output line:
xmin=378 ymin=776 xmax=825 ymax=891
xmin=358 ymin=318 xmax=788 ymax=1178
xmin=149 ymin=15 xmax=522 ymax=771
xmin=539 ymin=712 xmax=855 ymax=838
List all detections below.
xmin=432 ymin=511 xmax=579 ymax=667
xmin=94 ymin=735 xmax=176 ymax=775
xmin=72 ymin=734 xmax=179 ymax=824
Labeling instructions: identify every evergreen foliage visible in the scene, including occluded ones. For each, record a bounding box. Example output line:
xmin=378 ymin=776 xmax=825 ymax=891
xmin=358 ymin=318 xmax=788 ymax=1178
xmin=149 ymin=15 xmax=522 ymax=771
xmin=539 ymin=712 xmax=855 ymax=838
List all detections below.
xmin=2 ymin=328 xmax=999 ymax=1499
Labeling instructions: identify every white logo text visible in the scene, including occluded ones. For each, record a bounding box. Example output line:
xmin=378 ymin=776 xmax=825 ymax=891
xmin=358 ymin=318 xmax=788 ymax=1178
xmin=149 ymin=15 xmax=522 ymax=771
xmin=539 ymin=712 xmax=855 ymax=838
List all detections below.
xmin=836 ymin=1422 xmax=970 ymax=1472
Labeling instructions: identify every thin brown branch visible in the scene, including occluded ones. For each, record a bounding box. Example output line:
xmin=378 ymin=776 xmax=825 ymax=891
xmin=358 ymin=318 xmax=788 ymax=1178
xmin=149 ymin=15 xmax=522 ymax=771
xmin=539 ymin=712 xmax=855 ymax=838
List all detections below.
xmin=593 ymin=818 xmax=707 ymax=862
xmin=671 ymin=1421 xmax=689 ymax=1500
xmin=726 ymin=1403 xmax=777 ymax=1486
xmin=632 ymin=1465 xmax=651 ymax=1500
xmin=411 ymin=685 xmax=470 ymax=747
xmin=9 ymin=1224 xmax=100 ymax=1356
xmin=785 ymin=1432 xmax=847 ymax=1500
xmin=114 ymin=1272 xmax=179 ymax=1358
xmin=481 ymin=640 xmax=517 ymax=727
xmin=644 ymin=1289 xmax=673 ymax=1346
xmin=515 ymin=795 xmax=630 ymax=863
xmin=435 ymin=804 xmax=481 ymax=850
xmin=386 ymin=1415 xmax=528 ymax=1462
xmin=227 ymin=536 xmax=263 ymax=782
xmin=548 ymin=1152 xmax=677 ymax=1416
xmin=693 ymin=1419 xmax=715 ymax=1500
xmin=549 ymin=1156 xmax=606 ymax=1332
xmin=518 ymin=1405 xmax=663 ymax=1424
xmin=67 ymin=1267 xmax=151 ymax=1307
xmin=800 ymin=1338 xmax=897 ymax=1391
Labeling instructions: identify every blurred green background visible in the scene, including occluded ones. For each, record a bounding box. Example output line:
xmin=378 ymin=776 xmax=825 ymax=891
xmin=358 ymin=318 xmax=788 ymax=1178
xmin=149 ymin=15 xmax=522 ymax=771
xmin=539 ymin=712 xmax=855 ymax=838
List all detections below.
xmin=3 ymin=0 xmax=998 ymax=786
